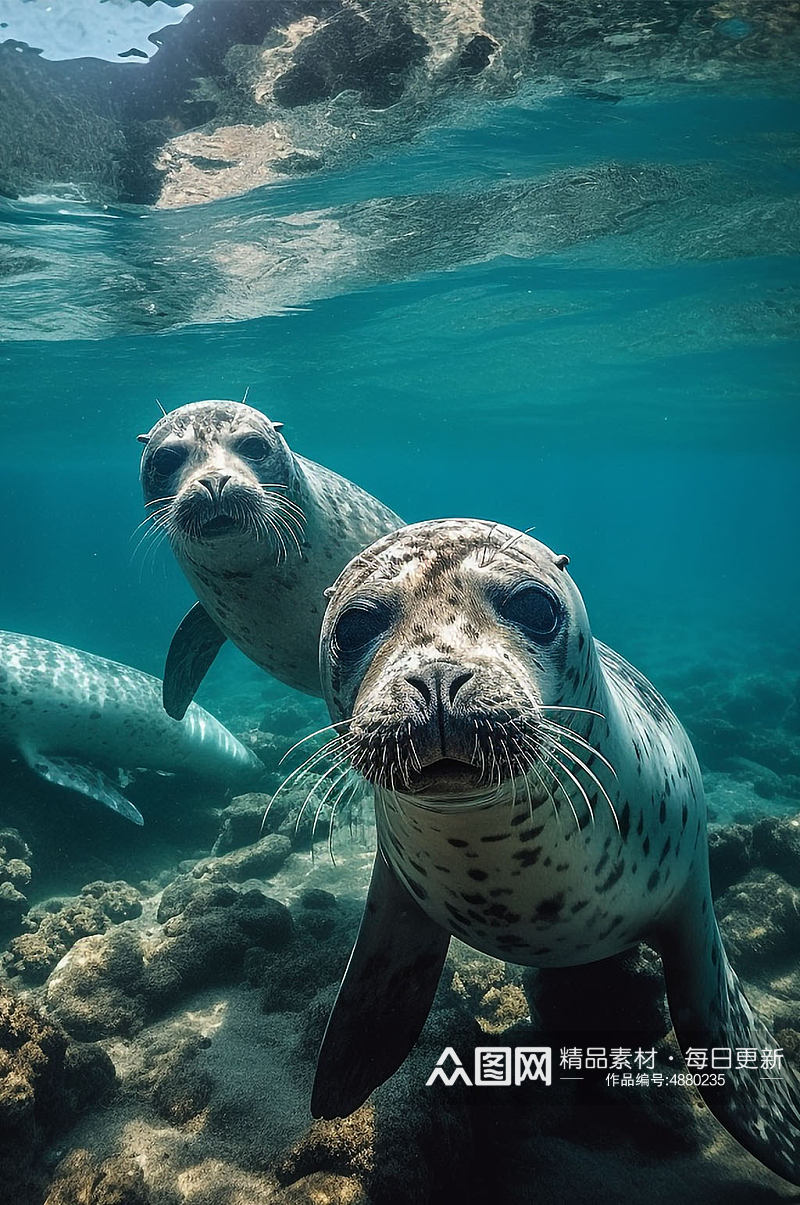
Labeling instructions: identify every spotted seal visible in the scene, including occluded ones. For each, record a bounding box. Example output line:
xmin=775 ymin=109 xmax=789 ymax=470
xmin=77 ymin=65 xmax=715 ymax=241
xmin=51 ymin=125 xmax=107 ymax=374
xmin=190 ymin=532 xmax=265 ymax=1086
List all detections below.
xmin=310 ymin=518 xmax=800 ymax=1185
xmin=138 ymin=399 xmax=402 ymax=718
xmin=0 ymin=629 xmax=263 ymax=824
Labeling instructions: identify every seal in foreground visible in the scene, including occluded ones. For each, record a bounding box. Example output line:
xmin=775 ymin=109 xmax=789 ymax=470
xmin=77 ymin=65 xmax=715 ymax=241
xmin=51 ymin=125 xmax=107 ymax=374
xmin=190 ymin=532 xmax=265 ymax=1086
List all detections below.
xmin=311 ymin=518 xmax=800 ymax=1185
xmin=138 ymin=399 xmax=402 ymax=717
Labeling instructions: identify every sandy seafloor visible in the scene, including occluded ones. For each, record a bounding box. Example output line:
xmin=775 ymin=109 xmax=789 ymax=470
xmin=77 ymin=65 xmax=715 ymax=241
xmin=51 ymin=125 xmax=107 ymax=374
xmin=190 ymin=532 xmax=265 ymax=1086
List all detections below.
xmin=1 ymin=633 xmax=800 ymax=1205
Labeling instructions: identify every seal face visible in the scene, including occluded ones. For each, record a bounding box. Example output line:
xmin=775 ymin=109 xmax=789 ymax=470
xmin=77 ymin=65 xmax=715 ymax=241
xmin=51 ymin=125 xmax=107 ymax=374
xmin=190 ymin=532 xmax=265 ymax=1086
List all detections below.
xmin=140 ymin=401 xmax=302 ymax=554
xmin=138 ymin=400 xmax=402 ymax=712
xmin=311 ymin=519 xmax=800 ymax=1187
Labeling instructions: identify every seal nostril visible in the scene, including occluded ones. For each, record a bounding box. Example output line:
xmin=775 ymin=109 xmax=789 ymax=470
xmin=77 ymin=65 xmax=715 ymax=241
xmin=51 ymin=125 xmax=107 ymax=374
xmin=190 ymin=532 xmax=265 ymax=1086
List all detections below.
xmin=406 ymin=676 xmax=432 ymax=707
xmin=197 ymin=474 xmax=230 ymax=501
xmin=448 ymin=670 xmax=474 ymax=705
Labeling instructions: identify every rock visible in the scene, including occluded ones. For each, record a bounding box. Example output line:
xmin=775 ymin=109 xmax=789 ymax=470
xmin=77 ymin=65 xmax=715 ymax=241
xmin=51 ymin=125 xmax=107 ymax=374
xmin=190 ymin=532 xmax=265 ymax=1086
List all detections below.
xmin=708 ymin=822 xmax=754 ymax=896
xmin=0 ymin=986 xmax=115 ymax=1204
xmin=261 ymin=893 xmax=360 ymax=1015
xmin=448 ymin=954 xmax=528 ymax=1034
xmin=0 ymin=828 xmax=33 ymax=932
xmin=717 ymin=869 xmax=800 ymax=971
xmin=752 ymin=813 xmax=800 ymax=886
xmin=273 ymin=7 xmax=428 ymax=108
xmin=47 ymin=887 xmax=293 ymax=1039
xmin=46 ymin=926 xmax=149 ymax=1040
xmin=213 ymin=792 xmax=272 ymax=853
xmin=300 ymin=888 xmax=337 ymax=910
xmin=127 ymin=1031 xmax=213 ymax=1124
xmin=193 ymin=833 xmax=292 ymax=882
xmin=0 ymin=881 xmax=29 ymax=930
xmin=80 ymin=880 xmax=142 ymax=924
xmin=44 ymin=1150 xmax=151 ymax=1205
xmin=4 ymin=879 xmax=142 ymax=985
xmin=272 ymin=1173 xmax=370 ymax=1205
xmin=146 ymin=889 xmax=293 ymax=1006
xmin=156 ymin=876 xmax=239 ymax=924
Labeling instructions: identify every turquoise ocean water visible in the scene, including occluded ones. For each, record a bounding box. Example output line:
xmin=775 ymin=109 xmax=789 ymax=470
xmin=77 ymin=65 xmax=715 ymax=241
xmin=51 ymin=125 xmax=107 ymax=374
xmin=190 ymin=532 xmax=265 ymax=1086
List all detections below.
xmin=1 ymin=21 xmax=800 ymax=1205
xmin=1 ymin=82 xmax=798 ymax=718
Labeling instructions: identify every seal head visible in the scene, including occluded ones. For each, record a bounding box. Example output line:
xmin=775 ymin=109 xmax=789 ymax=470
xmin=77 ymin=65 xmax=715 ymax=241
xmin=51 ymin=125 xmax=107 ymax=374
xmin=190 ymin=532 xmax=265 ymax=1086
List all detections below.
xmin=321 ymin=518 xmax=583 ymax=804
xmin=138 ymin=398 xmax=403 ymax=718
xmin=140 ymin=400 xmax=303 ymax=555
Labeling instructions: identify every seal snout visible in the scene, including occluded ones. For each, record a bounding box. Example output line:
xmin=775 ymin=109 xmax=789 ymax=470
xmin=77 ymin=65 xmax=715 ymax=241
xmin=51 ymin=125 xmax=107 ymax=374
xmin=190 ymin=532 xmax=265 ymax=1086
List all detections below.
xmin=348 ymin=655 xmax=541 ymax=801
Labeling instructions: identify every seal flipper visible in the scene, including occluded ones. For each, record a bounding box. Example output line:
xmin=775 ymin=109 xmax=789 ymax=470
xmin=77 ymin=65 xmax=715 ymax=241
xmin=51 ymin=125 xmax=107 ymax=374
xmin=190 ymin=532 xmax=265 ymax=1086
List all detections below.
xmin=311 ymin=849 xmax=450 ymax=1119
xmin=163 ymin=602 xmax=226 ymax=720
xmin=659 ymin=881 xmax=800 ymax=1185
xmin=23 ymin=750 xmax=144 ymax=826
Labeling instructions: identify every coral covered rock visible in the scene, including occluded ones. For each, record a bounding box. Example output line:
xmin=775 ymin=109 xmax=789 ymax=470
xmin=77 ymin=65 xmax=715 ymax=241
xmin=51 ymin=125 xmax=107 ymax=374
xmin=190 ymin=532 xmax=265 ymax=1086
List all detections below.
xmin=708 ymin=822 xmax=754 ymax=896
xmin=0 ymin=987 xmax=115 ymax=1203
xmin=46 ymin=884 xmax=293 ymax=1040
xmin=192 ymin=833 xmax=292 ymax=883
xmin=0 ymin=827 xmax=33 ymax=931
xmin=752 ymin=813 xmax=800 ymax=886
xmin=718 ymin=869 xmax=800 ymax=971
xmin=213 ymin=792 xmax=272 ymax=853
xmin=5 ymin=880 xmax=141 ymax=984
xmin=46 ymin=925 xmax=149 ymax=1040
xmin=44 ymin=1151 xmax=150 ymax=1205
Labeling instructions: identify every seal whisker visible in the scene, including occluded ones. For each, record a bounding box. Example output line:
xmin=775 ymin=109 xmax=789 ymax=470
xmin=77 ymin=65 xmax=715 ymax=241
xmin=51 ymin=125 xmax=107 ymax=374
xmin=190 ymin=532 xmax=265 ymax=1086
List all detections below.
xmin=537 ymin=754 xmax=584 ymax=834
xmin=299 ymin=758 xmax=355 ymax=849
xmin=540 ymin=740 xmax=596 ymax=829
xmin=310 ymin=767 xmax=354 ymax=862
xmin=130 ymin=504 xmax=173 ymax=540
xmin=280 ymin=719 xmax=353 ymax=765
xmin=260 ymin=509 xmax=289 ymax=563
xmin=261 ymin=736 xmax=354 ymax=830
xmin=540 ymin=705 xmax=607 ymax=721
xmin=520 ymin=760 xmax=536 ymax=826
xmin=542 ymin=734 xmax=621 ymax=834
xmin=496 ymin=525 xmax=536 ymax=556
xmin=498 ymin=736 xmax=518 ymax=808
xmin=273 ymin=501 xmax=306 ymax=541
xmin=130 ymin=506 xmax=173 ymax=553
xmin=541 ymin=718 xmax=617 ymax=778
xmin=328 ymin=775 xmax=361 ymax=867
xmin=274 ymin=498 xmax=308 ymax=532
xmin=272 ymin=507 xmax=304 ymax=557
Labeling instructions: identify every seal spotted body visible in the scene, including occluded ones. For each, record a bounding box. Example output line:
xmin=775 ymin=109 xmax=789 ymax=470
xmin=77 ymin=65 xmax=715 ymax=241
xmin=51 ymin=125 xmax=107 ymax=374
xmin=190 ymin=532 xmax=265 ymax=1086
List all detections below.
xmin=139 ymin=400 xmax=401 ymax=717
xmin=311 ymin=518 xmax=800 ymax=1186
xmin=0 ymin=630 xmax=263 ymax=825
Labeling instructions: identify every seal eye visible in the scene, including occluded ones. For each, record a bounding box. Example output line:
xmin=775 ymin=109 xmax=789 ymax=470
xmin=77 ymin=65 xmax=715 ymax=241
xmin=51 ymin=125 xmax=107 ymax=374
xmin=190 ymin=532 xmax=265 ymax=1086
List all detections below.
xmin=150 ymin=445 xmax=186 ymax=478
xmin=334 ymin=604 xmax=391 ymax=655
xmin=499 ymin=585 xmax=561 ymax=641
xmin=236 ymin=435 xmax=272 ymax=462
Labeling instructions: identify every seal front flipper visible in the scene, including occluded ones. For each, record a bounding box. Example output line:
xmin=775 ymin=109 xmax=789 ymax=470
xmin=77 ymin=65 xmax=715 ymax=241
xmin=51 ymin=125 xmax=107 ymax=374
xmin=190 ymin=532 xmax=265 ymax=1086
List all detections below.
xmin=311 ymin=849 xmax=450 ymax=1119
xmin=658 ymin=879 xmax=800 ymax=1185
xmin=22 ymin=749 xmax=144 ymax=826
xmin=163 ymin=602 xmax=227 ymax=720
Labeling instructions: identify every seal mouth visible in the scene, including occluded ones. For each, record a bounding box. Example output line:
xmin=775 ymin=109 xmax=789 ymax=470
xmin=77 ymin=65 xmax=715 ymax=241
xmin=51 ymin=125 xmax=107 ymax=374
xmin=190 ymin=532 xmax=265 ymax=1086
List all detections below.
xmin=405 ymin=757 xmax=483 ymax=795
xmin=199 ymin=514 xmax=240 ymax=538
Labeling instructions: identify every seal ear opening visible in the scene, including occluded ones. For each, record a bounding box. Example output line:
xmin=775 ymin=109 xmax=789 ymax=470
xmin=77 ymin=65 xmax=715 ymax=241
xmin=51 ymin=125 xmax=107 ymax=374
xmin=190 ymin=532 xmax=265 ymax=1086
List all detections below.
xmin=554 ymin=554 xmax=570 ymax=569
xmin=137 ymin=434 xmax=150 ymax=445
xmin=273 ymin=422 xmax=284 ymax=432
